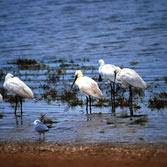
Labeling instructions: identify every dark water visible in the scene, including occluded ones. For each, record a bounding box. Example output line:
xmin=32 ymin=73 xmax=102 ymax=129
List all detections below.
xmin=0 ymin=0 xmax=167 ymax=143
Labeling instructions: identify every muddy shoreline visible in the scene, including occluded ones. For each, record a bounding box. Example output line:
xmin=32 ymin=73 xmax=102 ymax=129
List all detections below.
xmin=0 ymin=142 xmax=167 ymax=167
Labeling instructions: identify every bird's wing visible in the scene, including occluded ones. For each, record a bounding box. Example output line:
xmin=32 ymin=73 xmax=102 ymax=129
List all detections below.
xmin=5 ymin=77 xmax=33 ymax=98
xmin=100 ymin=64 xmax=117 ymax=81
xmin=121 ymin=69 xmax=146 ymax=89
xmin=80 ymin=77 xmax=103 ymax=99
xmin=35 ymin=123 xmax=48 ymax=133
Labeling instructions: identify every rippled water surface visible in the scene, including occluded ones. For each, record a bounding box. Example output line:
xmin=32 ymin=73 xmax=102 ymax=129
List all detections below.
xmin=0 ymin=0 xmax=167 ymax=143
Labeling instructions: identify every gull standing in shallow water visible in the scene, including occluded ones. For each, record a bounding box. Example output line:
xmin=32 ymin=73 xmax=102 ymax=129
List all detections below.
xmin=3 ymin=73 xmax=34 ymax=115
xmin=71 ymin=70 xmax=103 ymax=114
xmin=34 ymin=120 xmax=49 ymax=140
xmin=98 ymin=59 xmax=121 ymax=101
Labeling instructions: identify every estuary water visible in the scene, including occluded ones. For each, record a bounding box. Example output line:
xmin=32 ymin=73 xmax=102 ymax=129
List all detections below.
xmin=0 ymin=0 xmax=167 ymax=143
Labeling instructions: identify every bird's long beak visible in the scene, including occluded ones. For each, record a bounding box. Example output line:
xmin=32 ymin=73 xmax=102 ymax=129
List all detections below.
xmin=71 ymin=75 xmax=77 ymax=88
xmin=98 ymin=74 xmax=102 ymax=82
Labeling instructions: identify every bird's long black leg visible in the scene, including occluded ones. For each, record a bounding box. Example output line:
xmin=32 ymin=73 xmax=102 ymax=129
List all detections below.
xmin=112 ymin=81 xmax=115 ymax=103
xmin=89 ymin=96 xmax=91 ymax=114
xmin=86 ymin=96 xmax=89 ymax=114
xmin=19 ymin=96 xmax=23 ymax=115
xmin=129 ymin=86 xmax=133 ymax=103
xmin=15 ymin=95 xmax=18 ymax=115
xmin=129 ymin=86 xmax=133 ymax=116
xmin=111 ymin=83 xmax=113 ymax=100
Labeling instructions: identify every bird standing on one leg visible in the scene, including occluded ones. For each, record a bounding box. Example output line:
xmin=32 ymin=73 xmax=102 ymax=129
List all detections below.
xmin=3 ymin=73 xmax=34 ymax=115
xmin=71 ymin=70 xmax=103 ymax=114
xmin=98 ymin=59 xmax=121 ymax=102
xmin=115 ymin=68 xmax=147 ymax=116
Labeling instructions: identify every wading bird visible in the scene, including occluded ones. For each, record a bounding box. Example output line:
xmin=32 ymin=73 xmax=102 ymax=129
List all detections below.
xmin=98 ymin=59 xmax=121 ymax=101
xmin=0 ymin=93 xmax=3 ymax=102
xmin=115 ymin=68 xmax=147 ymax=114
xmin=33 ymin=120 xmax=49 ymax=140
xmin=71 ymin=70 xmax=103 ymax=114
xmin=3 ymin=73 xmax=34 ymax=114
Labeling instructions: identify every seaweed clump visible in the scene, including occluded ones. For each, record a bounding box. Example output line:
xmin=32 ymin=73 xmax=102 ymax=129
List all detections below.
xmin=163 ymin=76 xmax=167 ymax=84
xmin=60 ymin=89 xmax=83 ymax=107
xmin=148 ymin=92 xmax=167 ymax=110
xmin=9 ymin=58 xmax=48 ymax=70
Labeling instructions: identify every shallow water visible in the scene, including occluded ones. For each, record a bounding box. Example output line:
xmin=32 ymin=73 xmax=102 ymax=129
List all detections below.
xmin=0 ymin=0 xmax=167 ymax=144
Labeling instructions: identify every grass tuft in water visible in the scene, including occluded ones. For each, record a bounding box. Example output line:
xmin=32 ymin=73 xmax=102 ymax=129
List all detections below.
xmin=130 ymin=61 xmax=138 ymax=65
xmin=40 ymin=113 xmax=54 ymax=124
xmin=163 ymin=76 xmax=167 ymax=84
xmin=148 ymin=92 xmax=167 ymax=110
xmin=0 ymin=113 xmax=4 ymax=119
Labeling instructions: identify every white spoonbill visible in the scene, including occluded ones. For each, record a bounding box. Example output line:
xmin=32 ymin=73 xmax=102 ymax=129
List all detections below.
xmin=115 ymin=68 xmax=147 ymax=103
xmin=98 ymin=59 xmax=121 ymax=100
xmin=34 ymin=120 xmax=49 ymax=140
xmin=3 ymin=73 xmax=34 ymax=114
xmin=71 ymin=70 xmax=103 ymax=113
xmin=0 ymin=93 xmax=3 ymax=102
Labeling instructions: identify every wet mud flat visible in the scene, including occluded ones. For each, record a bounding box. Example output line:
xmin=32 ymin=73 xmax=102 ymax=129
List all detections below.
xmin=0 ymin=142 xmax=167 ymax=167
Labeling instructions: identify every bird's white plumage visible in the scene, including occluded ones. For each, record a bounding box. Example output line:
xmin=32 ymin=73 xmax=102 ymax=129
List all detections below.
xmin=98 ymin=59 xmax=121 ymax=83
xmin=115 ymin=68 xmax=147 ymax=89
xmin=33 ymin=120 xmax=48 ymax=134
xmin=0 ymin=94 xmax=3 ymax=102
xmin=3 ymin=73 xmax=34 ymax=99
xmin=74 ymin=70 xmax=103 ymax=99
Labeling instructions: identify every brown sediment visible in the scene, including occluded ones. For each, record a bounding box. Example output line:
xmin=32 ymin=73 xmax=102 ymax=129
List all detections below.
xmin=0 ymin=142 xmax=167 ymax=167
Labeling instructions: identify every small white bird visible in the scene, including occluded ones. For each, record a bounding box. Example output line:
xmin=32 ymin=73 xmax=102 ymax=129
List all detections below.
xmin=115 ymin=68 xmax=147 ymax=103
xmin=33 ymin=120 xmax=49 ymax=140
xmin=3 ymin=73 xmax=34 ymax=114
xmin=0 ymin=93 xmax=3 ymax=102
xmin=98 ymin=59 xmax=121 ymax=100
xmin=71 ymin=70 xmax=103 ymax=113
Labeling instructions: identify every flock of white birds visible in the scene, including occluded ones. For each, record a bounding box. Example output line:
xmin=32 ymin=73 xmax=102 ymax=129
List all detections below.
xmin=0 ymin=59 xmax=147 ymax=140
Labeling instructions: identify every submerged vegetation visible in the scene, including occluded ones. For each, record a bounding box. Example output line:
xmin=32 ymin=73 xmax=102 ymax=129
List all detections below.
xmin=40 ymin=113 xmax=56 ymax=125
xmin=0 ymin=113 xmax=4 ymax=119
xmin=1 ymin=57 xmax=166 ymax=112
xmin=148 ymin=92 xmax=167 ymax=110
xmin=163 ymin=76 xmax=167 ymax=84
xmin=130 ymin=61 xmax=139 ymax=66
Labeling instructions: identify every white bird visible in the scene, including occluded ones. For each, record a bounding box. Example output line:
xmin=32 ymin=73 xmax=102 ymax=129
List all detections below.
xmin=71 ymin=70 xmax=103 ymax=113
xmin=0 ymin=93 xmax=3 ymax=102
xmin=115 ymin=68 xmax=147 ymax=104
xmin=33 ymin=120 xmax=49 ymax=140
xmin=98 ymin=59 xmax=121 ymax=100
xmin=3 ymin=73 xmax=34 ymax=114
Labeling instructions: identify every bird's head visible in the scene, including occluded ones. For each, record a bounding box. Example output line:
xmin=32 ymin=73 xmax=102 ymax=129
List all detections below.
xmin=114 ymin=68 xmax=121 ymax=82
xmin=5 ymin=73 xmax=14 ymax=81
xmin=71 ymin=70 xmax=83 ymax=88
xmin=33 ymin=120 xmax=41 ymax=125
xmin=98 ymin=59 xmax=104 ymax=67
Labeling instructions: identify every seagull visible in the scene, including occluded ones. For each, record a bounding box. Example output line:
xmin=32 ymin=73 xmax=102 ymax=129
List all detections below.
xmin=3 ymin=73 xmax=34 ymax=114
xmin=115 ymin=68 xmax=147 ymax=103
xmin=98 ymin=59 xmax=121 ymax=101
xmin=71 ymin=70 xmax=103 ymax=114
xmin=33 ymin=120 xmax=49 ymax=140
xmin=0 ymin=93 xmax=3 ymax=102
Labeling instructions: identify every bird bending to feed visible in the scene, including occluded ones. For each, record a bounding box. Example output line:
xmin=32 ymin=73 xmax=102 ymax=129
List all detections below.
xmin=0 ymin=93 xmax=3 ymax=102
xmin=98 ymin=59 xmax=121 ymax=101
xmin=33 ymin=120 xmax=49 ymax=140
xmin=71 ymin=70 xmax=103 ymax=114
xmin=115 ymin=68 xmax=147 ymax=103
xmin=3 ymin=73 xmax=34 ymax=114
